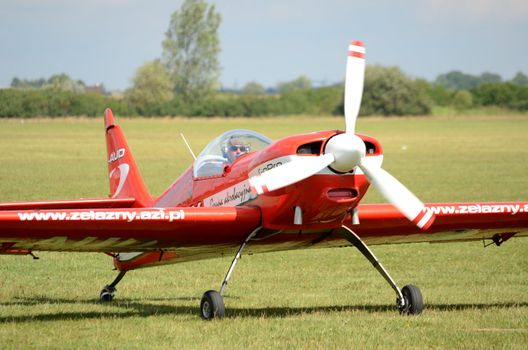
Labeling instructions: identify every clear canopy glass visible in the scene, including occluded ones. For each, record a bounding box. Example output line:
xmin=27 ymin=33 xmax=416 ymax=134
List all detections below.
xmin=193 ymin=129 xmax=272 ymax=177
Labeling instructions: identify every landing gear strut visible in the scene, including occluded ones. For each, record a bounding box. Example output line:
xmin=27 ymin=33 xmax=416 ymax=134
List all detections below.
xmin=199 ymin=227 xmax=261 ymax=320
xmin=338 ymin=225 xmax=423 ymax=314
xmin=198 ymin=224 xmax=423 ymax=319
xmin=100 ymin=270 xmax=127 ymax=302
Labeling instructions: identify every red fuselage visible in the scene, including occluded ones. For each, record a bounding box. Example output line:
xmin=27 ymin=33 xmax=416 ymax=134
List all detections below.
xmin=155 ymin=130 xmax=383 ymax=231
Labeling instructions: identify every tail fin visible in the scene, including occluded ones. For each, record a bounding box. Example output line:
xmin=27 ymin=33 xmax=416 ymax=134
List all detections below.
xmin=104 ymin=108 xmax=152 ymax=206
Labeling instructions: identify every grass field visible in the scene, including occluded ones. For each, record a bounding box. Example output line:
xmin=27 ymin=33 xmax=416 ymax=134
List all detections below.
xmin=0 ymin=115 xmax=527 ymax=349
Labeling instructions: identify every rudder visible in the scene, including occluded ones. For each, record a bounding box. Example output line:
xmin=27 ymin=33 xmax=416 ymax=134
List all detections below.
xmin=104 ymin=108 xmax=152 ymax=206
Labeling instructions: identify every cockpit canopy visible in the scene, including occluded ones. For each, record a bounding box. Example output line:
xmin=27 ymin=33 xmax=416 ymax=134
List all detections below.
xmin=193 ymin=129 xmax=272 ymax=177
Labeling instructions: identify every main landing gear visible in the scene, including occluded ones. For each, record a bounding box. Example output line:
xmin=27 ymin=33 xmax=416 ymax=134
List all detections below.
xmin=199 ymin=225 xmax=423 ymax=320
xmin=100 ymin=270 xmax=127 ymax=302
xmin=338 ymin=225 xmax=423 ymax=315
xmin=199 ymin=227 xmax=261 ymax=320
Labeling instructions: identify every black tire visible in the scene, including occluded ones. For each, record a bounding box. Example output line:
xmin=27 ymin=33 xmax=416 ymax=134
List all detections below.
xmin=200 ymin=290 xmax=225 ymax=320
xmin=401 ymin=284 xmax=423 ymax=315
xmin=100 ymin=285 xmax=115 ymax=302
xmin=100 ymin=290 xmax=114 ymax=302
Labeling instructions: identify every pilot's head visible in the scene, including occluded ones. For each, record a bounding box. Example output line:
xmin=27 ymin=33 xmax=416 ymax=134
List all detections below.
xmin=226 ymin=136 xmax=250 ymax=163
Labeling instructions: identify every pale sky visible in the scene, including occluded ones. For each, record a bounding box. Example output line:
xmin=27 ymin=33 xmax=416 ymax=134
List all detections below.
xmin=1 ymin=0 xmax=527 ymax=90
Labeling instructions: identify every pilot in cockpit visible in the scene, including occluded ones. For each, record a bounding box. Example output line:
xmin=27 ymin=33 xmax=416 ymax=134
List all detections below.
xmin=223 ymin=136 xmax=251 ymax=164
xmin=194 ymin=130 xmax=269 ymax=178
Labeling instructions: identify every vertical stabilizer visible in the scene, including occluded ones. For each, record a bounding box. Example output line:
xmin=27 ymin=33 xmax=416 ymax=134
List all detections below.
xmin=104 ymin=108 xmax=152 ymax=206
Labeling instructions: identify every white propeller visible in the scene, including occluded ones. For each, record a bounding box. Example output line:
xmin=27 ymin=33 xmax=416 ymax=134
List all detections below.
xmin=247 ymin=40 xmax=435 ymax=230
xmin=344 ymin=40 xmax=366 ymax=135
xmin=358 ymin=161 xmax=434 ymax=229
xmin=249 ymin=154 xmax=335 ymax=195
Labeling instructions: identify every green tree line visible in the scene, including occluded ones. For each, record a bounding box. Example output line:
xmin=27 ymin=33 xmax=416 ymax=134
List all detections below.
xmin=1 ymin=0 xmax=527 ymax=118
xmin=1 ymin=66 xmax=528 ymax=118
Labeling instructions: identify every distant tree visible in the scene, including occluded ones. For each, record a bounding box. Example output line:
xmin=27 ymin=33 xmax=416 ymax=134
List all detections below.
xmin=277 ymin=75 xmax=312 ymax=94
xmin=126 ymin=60 xmax=174 ymax=114
xmin=511 ymin=71 xmax=528 ymax=86
xmin=452 ymin=90 xmax=473 ymax=110
xmin=435 ymin=71 xmax=480 ymax=90
xmin=46 ymin=73 xmax=85 ymax=93
xmin=472 ymin=83 xmax=516 ymax=107
xmin=360 ymin=65 xmax=431 ymax=116
xmin=416 ymin=78 xmax=452 ymax=106
xmin=479 ymin=72 xmax=502 ymax=85
xmin=11 ymin=77 xmax=47 ymax=89
xmin=472 ymin=82 xmax=528 ymax=110
xmin=241 ymin=81 xmax=266 ymax=96
xmin=10 ymin=77 xmax=22 ymax=88
xmin=435 ymin=71 xmax=505 ymax=91
xmin=10 ymin=74 xmax=85 ymax=92
xmin=306 ymin=86 xmax=344 ymax=115
xmin=162 ymin=0 xmax=221 ymax=102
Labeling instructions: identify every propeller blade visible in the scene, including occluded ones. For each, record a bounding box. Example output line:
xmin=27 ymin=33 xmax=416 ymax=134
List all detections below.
xmin=249 ymin=154 xmax=335 ymax=195
xmin=344 ymin=40 xmax=366 ymax=135
xmin=358 ymin=161 xmax=435 ymax=230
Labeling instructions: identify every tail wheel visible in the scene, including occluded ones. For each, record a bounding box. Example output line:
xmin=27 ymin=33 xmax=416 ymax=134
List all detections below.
xmin=400 ymin=284 xmax=423 ymax=315
xmin=200 ymin=290 xmax=225 ymax=320
xmin=99 ymin=285 xmax=115 ymax=302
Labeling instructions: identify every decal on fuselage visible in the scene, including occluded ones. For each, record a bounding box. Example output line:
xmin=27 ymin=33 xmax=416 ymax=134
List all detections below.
xmin=108 ymin=148 xmax=125 ymax=164
xmin=203 ymin=180 xmax=256 ymax=207
xmin=109 ymin=163 xmax=130 ymax=198
xmin=249 ymin=155 xmax=295 ymax=177
xmin=16 ymin=209 xmax=186 ymax=222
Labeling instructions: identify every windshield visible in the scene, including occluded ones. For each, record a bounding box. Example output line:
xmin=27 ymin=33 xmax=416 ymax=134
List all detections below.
xmin=194 ymin=129 xmax=272 ymax=177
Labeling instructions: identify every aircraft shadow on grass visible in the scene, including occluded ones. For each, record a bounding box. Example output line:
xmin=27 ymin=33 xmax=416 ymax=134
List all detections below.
xmin=0 ymin=296 xmax=526 ymax=323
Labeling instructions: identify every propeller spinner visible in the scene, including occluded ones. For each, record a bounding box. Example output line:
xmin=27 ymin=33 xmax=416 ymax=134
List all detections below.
xmin=249 ymin=40 xmax=435 ymax=230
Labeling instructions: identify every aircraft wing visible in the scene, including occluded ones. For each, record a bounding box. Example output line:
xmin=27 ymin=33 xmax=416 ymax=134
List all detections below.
xmin=0 ymin=205 xmax=262 ymax=253
xmin=0 ymin=198 xmax=136 ymax=210
xmin=2 ymin=200 xmax=527 ymax=256
xmin=350 ymin=202 xmax=528 ymax=245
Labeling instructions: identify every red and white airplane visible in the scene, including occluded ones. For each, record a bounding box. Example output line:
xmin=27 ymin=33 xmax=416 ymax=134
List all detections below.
xmin=1 ymin=41 xmax=527 ymax=320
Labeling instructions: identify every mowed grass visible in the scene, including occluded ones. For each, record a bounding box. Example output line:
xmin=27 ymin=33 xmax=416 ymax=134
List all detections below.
xmin=0 ymin=115 xmax=527 ymax=349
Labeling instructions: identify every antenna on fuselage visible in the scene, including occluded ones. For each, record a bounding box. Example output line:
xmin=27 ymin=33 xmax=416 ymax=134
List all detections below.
xmin=180 ymin=133 xmax=196 ymax=160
